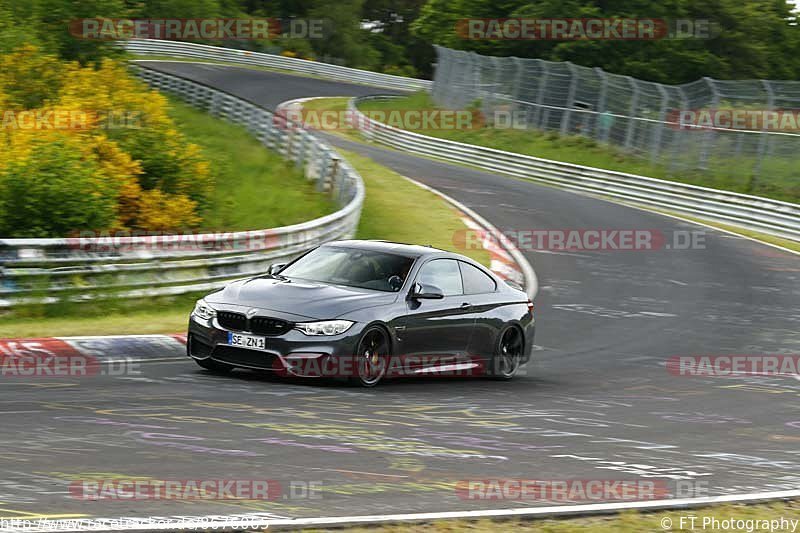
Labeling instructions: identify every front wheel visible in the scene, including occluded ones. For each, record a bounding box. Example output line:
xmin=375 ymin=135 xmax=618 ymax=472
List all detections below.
xmin=350 ymin=326 xmax=390 ymax=387
xmin=488 ymin=326 xmax=523 ymax=380
xmin=195 ymin=358 xmax=234 ymax=374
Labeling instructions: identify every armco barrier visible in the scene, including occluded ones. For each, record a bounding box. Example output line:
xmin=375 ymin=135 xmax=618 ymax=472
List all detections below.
xmin=0 ymin=65 xmax=365 ymax=307
xmin=349 ymin=96 xmax=800 ymax=243
xmin=123 ymin=39 xmax=432 ymax=92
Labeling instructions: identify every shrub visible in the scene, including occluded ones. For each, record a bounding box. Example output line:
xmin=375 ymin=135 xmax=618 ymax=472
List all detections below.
xmin=0 ymin=134 xmax=120 ymax=237
xmin=0 ymin=46 xmax=215 ymax=236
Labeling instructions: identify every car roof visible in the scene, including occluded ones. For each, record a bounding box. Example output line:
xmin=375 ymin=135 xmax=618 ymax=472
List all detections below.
xmin=323 ymin=239 xmax=450 ymax=258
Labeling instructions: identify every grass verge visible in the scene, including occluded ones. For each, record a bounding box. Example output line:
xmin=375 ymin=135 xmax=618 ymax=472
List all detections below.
xmin=305 ymin=499 xmax=800 ymax=532
xmin=344 ymin=148 xmax=490 ymax=267
xmin=0 ymin=293 xmax=202 ymax=337
xmin=166 ymin=96 xmax=334 ymax=231
xmin=358 ymin=92 xmax=800 ymax=204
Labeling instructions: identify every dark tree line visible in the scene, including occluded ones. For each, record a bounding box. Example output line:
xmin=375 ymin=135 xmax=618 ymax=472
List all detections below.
xmin=1 ymin=0 xmax=799 ymax=82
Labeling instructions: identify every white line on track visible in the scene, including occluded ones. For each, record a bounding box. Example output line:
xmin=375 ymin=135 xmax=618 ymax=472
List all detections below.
xmin=6 ymin=490 xmax=799 ymax=532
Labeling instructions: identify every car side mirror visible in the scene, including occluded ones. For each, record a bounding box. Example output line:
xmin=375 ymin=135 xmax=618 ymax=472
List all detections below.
xmin=268 ymin=263 xmax=287 ymax=275
xmin=411 ymin=282 xmax=445 ymax=300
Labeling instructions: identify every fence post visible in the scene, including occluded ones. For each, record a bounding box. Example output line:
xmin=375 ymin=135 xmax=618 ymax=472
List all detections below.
xmin=650 ymin=83 xmax=669 ymax=164
xmin=511 ymin=57 xmax=526 ymax=124
xmin=560 ymin=62 xmax=579 ymax=135
xmin=431 ymin=45 xmax=449 ymax=105
xmin=594 ymin=68 xmax=609 ymax=142
xmin=470 ymin=51 xmax=481 ymax=107
xmin=623 ymin=76 xmax=640 ymax=150
xmin=669 ymin=86 xmax=691 ymax=174
xmin=752 ymin=80 xmax=775 ymax=190
xmin=698 ymin=77 xmax=719 ymax=170
xmin=532 ymin=60 xmax=549 ymax=129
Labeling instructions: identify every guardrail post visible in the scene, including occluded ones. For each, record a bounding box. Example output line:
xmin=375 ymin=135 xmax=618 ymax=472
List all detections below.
xmin=209 ymin=92 xmax=221 ymax=116
xmin=295 ymin=130 xmax=307 ymax=168
xmin=320 ymin=157 xmax=340 ymax=193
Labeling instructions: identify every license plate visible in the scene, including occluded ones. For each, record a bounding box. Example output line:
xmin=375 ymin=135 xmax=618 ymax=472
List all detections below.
xmin=227 ymin=332 xmax=267 ymax=351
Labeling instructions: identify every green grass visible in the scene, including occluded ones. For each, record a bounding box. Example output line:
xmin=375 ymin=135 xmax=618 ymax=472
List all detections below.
xmin=0 ymin=292 xmax=202 ymax=337
xmin=358 ymin=92 xmax=800 ymax=204
xmin=306 ymin=499 xmax=800 ymax=532
xmin=166 ymin=96 xmax=335 ymax=231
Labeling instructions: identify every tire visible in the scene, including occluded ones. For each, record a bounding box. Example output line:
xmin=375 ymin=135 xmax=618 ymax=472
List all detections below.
xmin=195 ymin=358 xmax=234 ymax=374
xmin=488 ymin=326 xmax=523 ymax=380
xmin=350 ymin=326 xmax=391 ymax=387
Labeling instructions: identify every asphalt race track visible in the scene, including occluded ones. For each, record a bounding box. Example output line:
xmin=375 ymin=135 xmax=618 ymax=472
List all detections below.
xmin=1 ymin=62 xmax=799 ymax=522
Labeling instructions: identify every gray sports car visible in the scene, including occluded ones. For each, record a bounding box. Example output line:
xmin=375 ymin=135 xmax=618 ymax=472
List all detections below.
xmin=187 ymin=240 xmax=535 ymax=386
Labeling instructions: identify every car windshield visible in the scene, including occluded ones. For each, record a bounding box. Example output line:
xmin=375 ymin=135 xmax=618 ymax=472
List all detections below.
xmin=279 ymin=246 xmax=415 ymax=292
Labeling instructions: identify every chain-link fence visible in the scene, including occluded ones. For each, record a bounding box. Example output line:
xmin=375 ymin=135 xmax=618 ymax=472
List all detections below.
xmin=431 ymin=45 xmax=800 ymax=200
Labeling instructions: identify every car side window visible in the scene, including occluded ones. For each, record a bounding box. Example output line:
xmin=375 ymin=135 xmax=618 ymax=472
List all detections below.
xmin=459 ymin=261 xmax=497 ymax=294
xmin=416 ymin=259 xmax=463 ymax=296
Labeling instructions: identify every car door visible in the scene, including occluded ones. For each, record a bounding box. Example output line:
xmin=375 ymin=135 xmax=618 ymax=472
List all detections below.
xmin=395 ymin=258 xmax=476 ymax=372
xmin=458 ymin=260 xmax=503 ymax=365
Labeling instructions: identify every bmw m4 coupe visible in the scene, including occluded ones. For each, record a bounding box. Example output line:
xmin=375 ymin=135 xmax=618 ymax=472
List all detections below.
xmin=187 ymin=240 xmax=535 ymax=386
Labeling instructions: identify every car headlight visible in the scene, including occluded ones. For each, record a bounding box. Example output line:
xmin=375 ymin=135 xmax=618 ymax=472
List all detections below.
xmin=193 ymin=299 xmax=217 ymax=320
xmin=295 ymin=320 xmax=354 ymax=336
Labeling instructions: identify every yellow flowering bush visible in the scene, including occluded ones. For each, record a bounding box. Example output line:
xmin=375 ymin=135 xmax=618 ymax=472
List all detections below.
xmin=0 ymin=45 xmax=214 ymax=237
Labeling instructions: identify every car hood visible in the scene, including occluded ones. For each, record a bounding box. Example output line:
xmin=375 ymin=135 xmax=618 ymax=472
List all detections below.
xmin=207 ymin=276 xmax=398 ymax=320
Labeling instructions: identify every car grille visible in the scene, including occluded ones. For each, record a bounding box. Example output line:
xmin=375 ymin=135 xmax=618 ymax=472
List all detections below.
xmin=217 ymin=311 xmax=247 ymax=331
xmin=212 ymin=345 xmax=278 ymax=369
xmin=250 ymin=316 xmax=292 ymax=336
xmin=216 ymin=311 xmax=292 ymax=336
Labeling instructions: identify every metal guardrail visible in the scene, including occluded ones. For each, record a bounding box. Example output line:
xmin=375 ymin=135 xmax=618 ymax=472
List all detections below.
xmin=123 ymin=39 xmax=432 ymax=92
xmin=0 ymin=65 xmax=365 ymax=307
xmin=350 ymin=96 xmax=800 ymax=243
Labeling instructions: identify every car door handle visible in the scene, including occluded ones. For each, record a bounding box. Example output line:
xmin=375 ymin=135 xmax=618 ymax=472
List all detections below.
xmin=460 ymin=302 xmax=472 ymax=309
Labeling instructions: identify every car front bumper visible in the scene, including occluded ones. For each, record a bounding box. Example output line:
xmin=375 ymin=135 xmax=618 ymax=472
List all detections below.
xmin=187 ymin=314 xmax=365 ymax=378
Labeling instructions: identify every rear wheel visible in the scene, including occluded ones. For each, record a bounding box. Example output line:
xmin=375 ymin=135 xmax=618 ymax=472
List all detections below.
xmin=195 ymin=358 xmax=234 ymax=374
xmin=488 ymin=326 xmax=523 ymax=380
xmin=350 ymin=326 xmax=390 ymax=387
